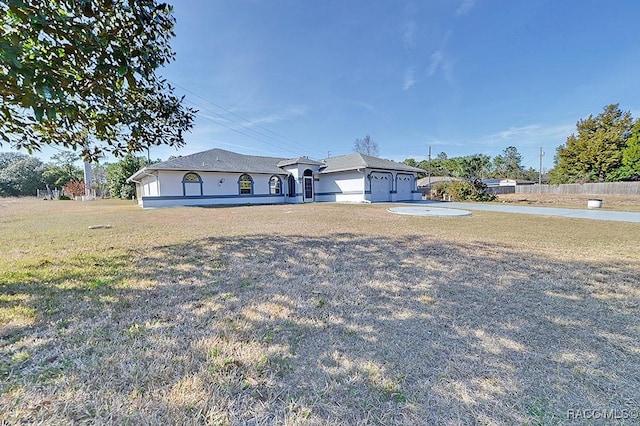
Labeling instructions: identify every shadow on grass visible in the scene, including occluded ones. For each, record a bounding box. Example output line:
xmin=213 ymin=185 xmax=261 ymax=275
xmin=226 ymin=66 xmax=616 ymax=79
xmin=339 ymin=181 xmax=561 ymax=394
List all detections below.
xmin=2 ymin=233 xmax=639 ymax=424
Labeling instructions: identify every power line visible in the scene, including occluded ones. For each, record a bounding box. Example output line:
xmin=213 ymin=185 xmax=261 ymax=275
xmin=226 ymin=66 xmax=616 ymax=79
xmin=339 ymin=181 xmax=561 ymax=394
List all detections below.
xmin=182 ymin=98 xmax=302 ymax=156
xmin=172 ymin=81 xmax=306 ymax=148
xmin=169 ymin=80 xmax=325 ymax=158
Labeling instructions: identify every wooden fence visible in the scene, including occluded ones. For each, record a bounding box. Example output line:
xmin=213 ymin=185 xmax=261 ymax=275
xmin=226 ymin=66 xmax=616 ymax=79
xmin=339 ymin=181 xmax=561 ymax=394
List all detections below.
xmin=485 ymin=186 xmax=516 ymax=195
xmin=516 ymin=182 xmax=640 ymax=195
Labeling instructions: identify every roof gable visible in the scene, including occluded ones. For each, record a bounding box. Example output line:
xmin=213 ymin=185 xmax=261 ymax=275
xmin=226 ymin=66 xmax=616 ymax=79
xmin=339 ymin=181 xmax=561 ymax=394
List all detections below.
xmin=277 ymin=157 xmax=325 ymax=168
xmin=321 ymin=153 xmax=425 ymax=174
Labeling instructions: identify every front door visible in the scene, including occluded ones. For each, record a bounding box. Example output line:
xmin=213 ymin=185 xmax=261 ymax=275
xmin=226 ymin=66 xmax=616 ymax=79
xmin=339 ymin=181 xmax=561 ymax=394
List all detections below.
xmin=303 ymin=176 xmax=314 ymax=202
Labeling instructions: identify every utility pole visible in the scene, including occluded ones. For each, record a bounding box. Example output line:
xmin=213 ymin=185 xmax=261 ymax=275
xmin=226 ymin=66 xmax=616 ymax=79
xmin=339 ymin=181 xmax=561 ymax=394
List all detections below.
xmin=428 ymin=145 xmax=432 ymax=185
xmin=538 ymin=146 xmax=544 ymax=192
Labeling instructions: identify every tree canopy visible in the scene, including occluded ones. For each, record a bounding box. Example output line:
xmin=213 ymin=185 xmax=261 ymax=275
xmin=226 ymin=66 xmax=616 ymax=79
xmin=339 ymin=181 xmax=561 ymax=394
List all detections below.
xmin=620 ymin=120 xmax=640 ymax=180
xmin=353 ymin=134 xmax=379 ymax=156
xmin=0 ymin=0 xmax=196 ymax=161
xmin=492 ymin=146 xmax=524 ymax=178
xmin=42 ymin=151 xmax=82 ymax=188
xmin=452 ymin=154 xmax=492 ymax=183
xmin=551 ymin=104 xmax=634 ymax=183
xmin=0 ymin=152 xmax=45 ymax=196
xmin=107 ymin=154 xmax=148 ymax=199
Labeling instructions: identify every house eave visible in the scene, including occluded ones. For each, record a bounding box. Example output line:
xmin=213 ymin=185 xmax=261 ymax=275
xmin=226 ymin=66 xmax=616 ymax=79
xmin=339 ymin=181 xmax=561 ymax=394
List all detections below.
xmin=146 ymin=166 xmax=291 ymax=175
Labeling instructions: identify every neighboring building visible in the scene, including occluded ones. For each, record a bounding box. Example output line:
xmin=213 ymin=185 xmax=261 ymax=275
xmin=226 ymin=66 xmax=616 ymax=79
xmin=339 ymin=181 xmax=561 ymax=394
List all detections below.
xmin=416 ymin=176 xmax=462 ymax=188
xmin=482 ymin=178 xmax=537 ymax=187
xmin=127 ymin=148 xmax=425 ymax=208
xmin=482 ymin=178 xmax=537 ymax=195
xmin=497 ymin=179 xmax=536 ymax=187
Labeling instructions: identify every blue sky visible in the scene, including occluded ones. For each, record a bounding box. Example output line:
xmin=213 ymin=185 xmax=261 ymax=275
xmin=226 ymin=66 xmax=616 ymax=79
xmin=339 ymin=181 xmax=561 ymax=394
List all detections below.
xmin=27 ymin=1 xmax=640 ymax=171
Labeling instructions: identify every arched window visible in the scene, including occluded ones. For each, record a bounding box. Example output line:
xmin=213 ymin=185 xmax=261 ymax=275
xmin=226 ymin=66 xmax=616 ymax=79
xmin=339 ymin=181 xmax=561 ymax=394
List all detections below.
xmin=238 ymin=174 xmax=253 ymax=195
xmin=183 ymin=172 xmax=201 ymax=182
xmin=182 ymin=172 xmax=203 ymax=196
xmin=269 ymin=176 xmax=282 ymax=195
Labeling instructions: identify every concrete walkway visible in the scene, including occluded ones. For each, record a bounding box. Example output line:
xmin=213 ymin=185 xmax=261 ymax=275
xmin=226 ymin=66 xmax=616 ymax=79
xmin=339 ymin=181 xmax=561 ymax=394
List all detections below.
xmin=402 ymin=201 xmax=640 ymax=223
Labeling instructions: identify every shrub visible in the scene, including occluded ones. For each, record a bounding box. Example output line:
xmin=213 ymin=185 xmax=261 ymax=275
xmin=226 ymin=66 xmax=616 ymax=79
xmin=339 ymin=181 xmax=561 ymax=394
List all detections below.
xmin=62 ymin=180 xmax=86 ymax=197
xmin=447 ymin=181 xmax=474 ymax=201
xmin=58 ymin=194 xmax=71 ymax=200
xmin=430 ymin=182 xmax=449 ymax=200
xmin=433 ymin=180 xmax=497 ymax=202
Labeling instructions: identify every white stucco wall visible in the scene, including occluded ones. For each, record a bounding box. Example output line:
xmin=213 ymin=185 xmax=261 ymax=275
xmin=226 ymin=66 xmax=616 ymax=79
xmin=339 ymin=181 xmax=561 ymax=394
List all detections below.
xmin=319 ymin=171 xmax=364 ymax=193
xmin=139 ymin=174 xmax=160 ymax=197
xmin=335 ymin=193 xmax=368 ymax=202
xmin=316 ymin=171 xmax=366 ymax=202
xmin=134 ymin=165 xmax=419 ymax=208
xmin=138 ymin=170 xmax=289 ymax=208
xmin=151 ymin=170 xmax=287 ymax=197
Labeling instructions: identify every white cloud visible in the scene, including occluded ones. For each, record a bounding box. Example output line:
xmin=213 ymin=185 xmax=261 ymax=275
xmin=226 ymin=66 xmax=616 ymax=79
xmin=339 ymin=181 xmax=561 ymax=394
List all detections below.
xmin=487 ymin=123 xmax=575 ymax=147
xmin=352 ymin=100 xmax=376 ymax=112
xmin=427 ymin=51 xmax=443 ymax=77
xmin=403 ymin=67 xmax=416 ymax=91
xmin=441 ymin=60 xmax=456 ymax=87
xmin=403 ymin=21 xmax=416 ymax=48
xmin=455 ymin=0 xmax=476 ymax=16
xmin=245 ymin=104 xmax=308 ymax=126
xmin=426 ymin=31 xmax=454 ymax=85
xmin=494 ymin=125 xmax=541 ymax=140
xmin=427 ymin=50 xmax=456 ymax=87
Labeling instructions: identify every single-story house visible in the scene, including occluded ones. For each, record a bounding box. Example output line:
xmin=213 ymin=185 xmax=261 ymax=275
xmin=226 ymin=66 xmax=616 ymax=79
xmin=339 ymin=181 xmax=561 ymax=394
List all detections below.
xmin=127 ymin=148 xmax=425 ymax=208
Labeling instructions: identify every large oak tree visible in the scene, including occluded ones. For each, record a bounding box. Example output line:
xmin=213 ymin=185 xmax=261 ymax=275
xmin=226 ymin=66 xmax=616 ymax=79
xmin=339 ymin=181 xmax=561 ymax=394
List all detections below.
xmin=0 ymin=0 xmax=196 ymax=161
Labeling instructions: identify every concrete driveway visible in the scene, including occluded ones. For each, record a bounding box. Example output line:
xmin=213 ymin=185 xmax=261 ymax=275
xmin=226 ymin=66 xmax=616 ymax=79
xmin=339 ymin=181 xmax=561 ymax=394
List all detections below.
xmin=403 ymin=201 xmax=640 ymax=223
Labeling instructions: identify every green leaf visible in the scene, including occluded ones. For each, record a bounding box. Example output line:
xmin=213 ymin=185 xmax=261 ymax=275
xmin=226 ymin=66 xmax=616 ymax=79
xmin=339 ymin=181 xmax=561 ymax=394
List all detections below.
xmin=33 ymin=105 xmax=44 ymax=122
xmin=21 ymin=93 xmax=32 ymax=108
xmin=117 ymin=65 xmax=128 ymax=77
xmin=46 ymin=106 xmax=56 ymax=120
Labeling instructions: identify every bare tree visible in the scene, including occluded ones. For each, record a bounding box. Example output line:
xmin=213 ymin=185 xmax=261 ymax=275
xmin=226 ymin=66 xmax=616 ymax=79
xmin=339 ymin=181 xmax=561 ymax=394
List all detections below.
xmin=353 ymin=134 xmax=379 ymax=156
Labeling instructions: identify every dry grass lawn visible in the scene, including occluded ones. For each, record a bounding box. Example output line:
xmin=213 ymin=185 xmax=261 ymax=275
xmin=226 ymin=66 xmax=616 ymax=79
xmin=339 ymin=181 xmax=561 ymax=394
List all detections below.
xmin=1 ymin=197 xmax=639 ymax=425
xmin=496 ymin=193 xmax=640 ymax=212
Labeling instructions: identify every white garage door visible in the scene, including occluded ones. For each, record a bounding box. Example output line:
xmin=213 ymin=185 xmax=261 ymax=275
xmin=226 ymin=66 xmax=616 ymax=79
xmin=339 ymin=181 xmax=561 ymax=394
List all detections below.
xmin=396 ymin=174 xmax=413 ymax=201
xmin=370 ymin=172 xmax=392 ymax=202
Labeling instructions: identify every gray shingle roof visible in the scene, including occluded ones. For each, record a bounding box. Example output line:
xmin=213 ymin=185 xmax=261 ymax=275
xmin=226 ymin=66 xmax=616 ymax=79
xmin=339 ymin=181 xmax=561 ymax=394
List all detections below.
xmin=320 ymin=153 xmax=425 ymax=174
xmin=416 ymin=176 xmax=461 ymax=187
xmin=277 ymin=157 xmax=325 ymax=167
xmin=146 ymin=148 xmax=288 ymax=175
xmin=128 ymin=148 xmax=425 ymax=182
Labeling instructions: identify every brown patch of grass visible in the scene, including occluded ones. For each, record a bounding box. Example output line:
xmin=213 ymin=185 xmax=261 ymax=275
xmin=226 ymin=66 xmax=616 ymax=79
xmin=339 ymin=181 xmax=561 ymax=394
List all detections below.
xmin=1 ymin=198 xmax=639 ymax=424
